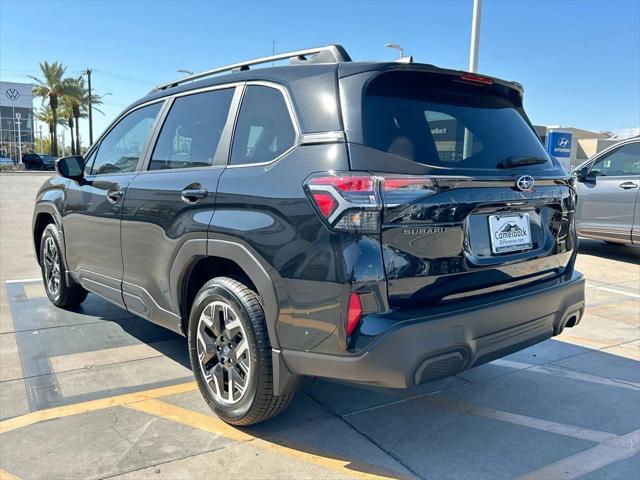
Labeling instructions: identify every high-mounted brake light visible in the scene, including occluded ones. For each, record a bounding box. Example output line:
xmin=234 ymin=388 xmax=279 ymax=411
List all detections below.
xmin=346 ymin=292 xmax=363 ymax=336
xmin=460 ymin=73 xmax=494 ymax=85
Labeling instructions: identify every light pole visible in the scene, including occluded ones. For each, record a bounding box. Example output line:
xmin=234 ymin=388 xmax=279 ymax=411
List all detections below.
xmin=468 ymin=0 xmax=482 ymax=72
xmin=15 ymin=113 xmax=22 ymax=164
xmin=177 ymin=69 xmax=193 ymax=76
xmin=464 ymin=0 xmax=483 ymax=160
xmin=86 ymin=68 xmax=94 ymax=145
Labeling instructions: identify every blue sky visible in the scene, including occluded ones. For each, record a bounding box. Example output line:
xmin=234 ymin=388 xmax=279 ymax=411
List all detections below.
xmin=1 ymin=0 xmax=639 ymax=146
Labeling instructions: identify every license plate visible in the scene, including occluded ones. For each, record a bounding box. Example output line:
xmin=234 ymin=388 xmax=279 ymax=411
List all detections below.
xmin=488 ymin=213 xmax=532 ymax=254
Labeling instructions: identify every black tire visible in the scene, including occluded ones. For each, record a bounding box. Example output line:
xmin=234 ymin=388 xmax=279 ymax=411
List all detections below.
xmin=40 ymin=223 xmax=88 ymax=308
xmin=188 ymin=276 xmax=294 ymax=425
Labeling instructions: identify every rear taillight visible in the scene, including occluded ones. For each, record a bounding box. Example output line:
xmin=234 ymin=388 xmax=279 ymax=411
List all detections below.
xmin=305 ymin=173 xmax=382 ymax=233
xmin=346 ymin=292 xmax=363 ymax=336
xmin=380 ymin=175 xmax=435 ymax=207
xmin=305 ymin=172 xmax=436 ymax=231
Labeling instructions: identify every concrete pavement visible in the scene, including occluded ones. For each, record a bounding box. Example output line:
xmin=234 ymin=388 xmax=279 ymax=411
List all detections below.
xmin=1 ymin=172 xmax=638 ymax=479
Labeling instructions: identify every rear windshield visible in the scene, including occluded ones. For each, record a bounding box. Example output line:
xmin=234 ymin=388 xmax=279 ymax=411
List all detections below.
xmin=363 ymin=71 xmax=552 ymax=170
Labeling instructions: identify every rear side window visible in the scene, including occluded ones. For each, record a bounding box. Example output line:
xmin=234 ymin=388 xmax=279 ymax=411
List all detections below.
xmin=363 ymin=71 xmax=551 ymax=170
xmin=90 ymin=102 xmax=161 ymax=175
xmin=149 ymin=88 xmax=234 ymax=170
xmin=230 ymin=85 xmax=296 ymax=165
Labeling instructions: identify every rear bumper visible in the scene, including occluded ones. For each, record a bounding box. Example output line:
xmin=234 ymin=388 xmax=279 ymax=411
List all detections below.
xmin=282 ymin=271 xmax=585 ymax=388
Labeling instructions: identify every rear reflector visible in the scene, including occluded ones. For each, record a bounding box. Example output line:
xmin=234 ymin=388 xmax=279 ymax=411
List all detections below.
xmin=346 ymin=293 xmax=363 ymax=336
xmin=460 ymin=73 xmax=494 ymax=85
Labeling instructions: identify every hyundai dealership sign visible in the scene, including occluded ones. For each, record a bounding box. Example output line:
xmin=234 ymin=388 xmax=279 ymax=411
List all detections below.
xmin=547 ymin=130 xmax=572 ymax=158
xmin=546 ymin=129 xmax=573 ymax=170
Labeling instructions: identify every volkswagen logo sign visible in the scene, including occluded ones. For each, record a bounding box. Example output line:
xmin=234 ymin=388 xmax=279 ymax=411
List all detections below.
xmin=516 ymin=175 xmax=535 ymax=191
xmin=5 ymin=88 xmax=20 ymax=101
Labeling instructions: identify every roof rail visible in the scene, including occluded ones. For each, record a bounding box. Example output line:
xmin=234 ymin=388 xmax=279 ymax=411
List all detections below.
xmin=155 ymin=44 xmax=351 ymax=91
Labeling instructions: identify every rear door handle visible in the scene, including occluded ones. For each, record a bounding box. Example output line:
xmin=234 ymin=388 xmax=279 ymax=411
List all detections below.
xmin=181 ymin=187 xmax=208 ymax=204
xmin=106 ymin=190 xmax=124 ymax=204
xmin=619 ymin=181 xmax=639 ymax=190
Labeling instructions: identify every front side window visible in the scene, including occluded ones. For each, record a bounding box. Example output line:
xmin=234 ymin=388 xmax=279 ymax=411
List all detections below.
xmin=149 ymin=88 xmax=234 ymax=170
xmin=230 ymin=85 xmax=296 ymax=165
xmin=90 ymin=102 xmax=161 ymax=175
xmin=590 ymin=143 xmax=640 ymax=177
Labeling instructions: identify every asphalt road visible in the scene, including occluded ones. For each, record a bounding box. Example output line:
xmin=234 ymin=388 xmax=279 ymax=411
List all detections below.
xmin=1 ymin=172 xmax=638 ymax=480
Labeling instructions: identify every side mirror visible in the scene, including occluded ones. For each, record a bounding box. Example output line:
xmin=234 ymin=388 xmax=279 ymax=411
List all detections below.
xmin=573 ymin=166 xmax=594 ymax=183
xmin=56 ymin=155 xmax=85 ymax=180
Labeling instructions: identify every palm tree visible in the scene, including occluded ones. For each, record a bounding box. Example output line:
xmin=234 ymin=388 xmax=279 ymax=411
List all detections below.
xmin=35 ymin=106 xmax=64 ymax=155
xmin=59 ymin=98 xmax=76 ymax=155
xmin=29 ymin=62 xmax=77 ymax=157
xmin=60 ymin=79 xmax=83 ymax=155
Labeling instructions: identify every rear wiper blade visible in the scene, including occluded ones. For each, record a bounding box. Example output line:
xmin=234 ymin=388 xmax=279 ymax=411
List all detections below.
xmin=497 ymin=156 xmax=549 ymax=169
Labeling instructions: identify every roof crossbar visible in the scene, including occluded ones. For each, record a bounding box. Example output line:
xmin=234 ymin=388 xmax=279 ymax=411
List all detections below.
xmin=156 ymin=44 xmax=351 ymax=91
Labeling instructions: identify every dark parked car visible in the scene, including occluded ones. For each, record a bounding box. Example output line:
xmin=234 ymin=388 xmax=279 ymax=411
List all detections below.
xmin=33 ymin=45 xmax=585 ymax=425
xmin=23 ymin=152 xmax=56 ymax=170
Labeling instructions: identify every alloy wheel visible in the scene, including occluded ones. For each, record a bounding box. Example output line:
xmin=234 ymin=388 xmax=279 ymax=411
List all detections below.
xmin=196 ymin=300 xmax=251 ymax=404
xmin=43 ymin=236 xmax=61 ymax=297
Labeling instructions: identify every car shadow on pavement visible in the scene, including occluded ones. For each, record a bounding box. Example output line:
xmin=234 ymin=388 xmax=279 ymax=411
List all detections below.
xmin=578 ymin=238 xmax=639 ymax=264
xmin=5 ymin=279 xmax=640 ymax=480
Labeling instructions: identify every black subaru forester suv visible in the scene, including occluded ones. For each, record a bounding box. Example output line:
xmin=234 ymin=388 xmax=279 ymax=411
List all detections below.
xmin=33 ymin=45 xmax=585 ymax=425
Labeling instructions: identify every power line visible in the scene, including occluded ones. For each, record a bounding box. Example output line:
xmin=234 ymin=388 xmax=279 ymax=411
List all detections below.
xmin=92 ymin=69 xmax=154 ymax=86
xmin=482 ymin=28 xmax=640 ymax=63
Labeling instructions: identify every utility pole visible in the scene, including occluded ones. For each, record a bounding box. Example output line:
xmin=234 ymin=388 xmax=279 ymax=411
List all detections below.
xmin=463 ymin=0 xmax=482 ymax=160
xmin=86 ymin=68 xmax=93 ymax=145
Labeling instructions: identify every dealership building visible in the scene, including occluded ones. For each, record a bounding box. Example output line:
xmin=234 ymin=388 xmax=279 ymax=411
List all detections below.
xmin=533 ymin=125 xmax=624 ymax=170
xmin=0 ymin=81 xmax=35 ymax=162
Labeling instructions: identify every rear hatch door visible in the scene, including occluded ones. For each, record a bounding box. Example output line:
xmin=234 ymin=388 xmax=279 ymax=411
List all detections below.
xmin=343 ymin=68 xmax=576 ymax=307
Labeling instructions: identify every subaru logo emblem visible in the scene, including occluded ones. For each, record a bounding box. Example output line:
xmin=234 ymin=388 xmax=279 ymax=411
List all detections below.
xmin=5 ymin=88 xmax=19 ymax=101
xmin=516 ymin=175 xmax=535 ymax=191
xmin=558 ymin=138 xmax=569 ymax=148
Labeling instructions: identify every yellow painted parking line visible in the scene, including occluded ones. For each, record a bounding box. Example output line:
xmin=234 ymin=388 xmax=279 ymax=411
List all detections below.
xmin=0 ymin=381 xmax=197 ymax=434
xmin=126 ymin=398 xmax=254 ymax=442
xmin=127 ymin=398 xmax=409 ymax=480
xmin=0 ymin=469 xmax=21 ymax=480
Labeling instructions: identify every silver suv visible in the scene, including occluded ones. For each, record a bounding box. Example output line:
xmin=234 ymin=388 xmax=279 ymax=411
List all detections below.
xmin=574 ymin=138 xmax=640 ymax=245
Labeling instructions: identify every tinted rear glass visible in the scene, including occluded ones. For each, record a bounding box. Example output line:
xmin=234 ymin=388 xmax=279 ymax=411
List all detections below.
xmin=363 ymin=71 xmax=551 ymax=170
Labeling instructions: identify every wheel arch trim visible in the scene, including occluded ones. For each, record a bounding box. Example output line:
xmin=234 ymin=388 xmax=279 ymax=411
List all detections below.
xmin=32 ymin=202 xmax=64 ymax=263
xmin=170 ymin=238 xmax=281 ymax=349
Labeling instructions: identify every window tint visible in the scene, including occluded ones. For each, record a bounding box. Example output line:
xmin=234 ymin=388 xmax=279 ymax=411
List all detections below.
xmin=363 ymin=71 xmax=551 ymax=171
xmin=590 ymin=143 xmax=640 ymax=177
xmin=149 ymin=89 xmax=234 ymax=170
xmin=230 ymin=86 xmax=296 ymax=165
xmin=90 ymin=102 xmax=161 ymax=175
